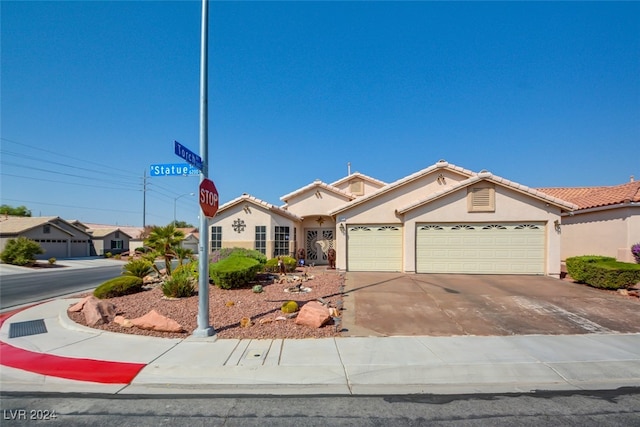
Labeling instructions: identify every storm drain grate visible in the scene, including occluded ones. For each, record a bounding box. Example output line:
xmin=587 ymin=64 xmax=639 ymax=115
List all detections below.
xmin=9 ymin=319 xmax=48 ymax=338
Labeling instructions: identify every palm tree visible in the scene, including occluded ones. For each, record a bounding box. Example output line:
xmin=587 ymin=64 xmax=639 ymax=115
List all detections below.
xmin=174 ymin=247 xmax=194 ymax=266
xmin=144 ymin=224 xmax=185 ymax=276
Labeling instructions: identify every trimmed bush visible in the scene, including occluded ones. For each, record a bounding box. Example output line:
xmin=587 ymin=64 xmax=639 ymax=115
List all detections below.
xmin=0 ymin=237 xmax=44 ymax=266
xmin=583 ymin=260 xmax=640 ymax=290
xmin=48 ymin=257 xmax=56 ymax=265
xmin=264 ymin=256 xmax=297 ymax=273
xmin=565 ymin=256 xmax=615 ymax=283
xmin=210 ymin=247 xmax=267 ymax=266
xmin=94 ymin=276 xmax=143 ymax=299
xmin=210 ymin=256 xmax=261 ymax=289
xmin=162 ymin=271 xmax=195 ymax=298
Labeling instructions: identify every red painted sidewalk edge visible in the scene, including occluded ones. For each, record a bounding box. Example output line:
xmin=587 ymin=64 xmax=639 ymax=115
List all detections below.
xmin=0 ymin=305 xmax=146 ymax=384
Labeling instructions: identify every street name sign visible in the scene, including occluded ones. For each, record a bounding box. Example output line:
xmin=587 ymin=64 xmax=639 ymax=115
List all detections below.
xmin=149 ymin=163 xmax=200 ymax=177
xmin=199 ymin=178 xmax=219 ymax=218
xmin=174 ymin=140 xmax=203 ymax=171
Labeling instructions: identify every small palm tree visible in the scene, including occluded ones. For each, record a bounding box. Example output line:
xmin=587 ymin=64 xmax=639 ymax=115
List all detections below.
xmin=144 ymin=224 xmax=185 ymax=276
xmin=174 ymin=247 xmax=194 ymax=266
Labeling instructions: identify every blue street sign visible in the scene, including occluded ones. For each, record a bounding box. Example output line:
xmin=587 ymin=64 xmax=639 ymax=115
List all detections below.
xmin=150 ymin=163 xmax=200 ymax=177
xmin=174 ymin=140 xmax=203 ymax=171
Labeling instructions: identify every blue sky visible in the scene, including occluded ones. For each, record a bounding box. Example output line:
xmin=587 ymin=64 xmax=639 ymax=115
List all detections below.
xmin=2 ymin=1 xmax=638 ymax=227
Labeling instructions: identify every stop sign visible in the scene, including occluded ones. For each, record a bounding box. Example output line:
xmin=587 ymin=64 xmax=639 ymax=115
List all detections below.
xmin=199 ymin=178 xmax=219 ymax=218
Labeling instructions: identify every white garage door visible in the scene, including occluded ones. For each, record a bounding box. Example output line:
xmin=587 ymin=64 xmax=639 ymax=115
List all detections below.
xmin=416 ymin=223 xmax=545 ymax=274
xmin=347 ymin=225 xmax=402 ymax=272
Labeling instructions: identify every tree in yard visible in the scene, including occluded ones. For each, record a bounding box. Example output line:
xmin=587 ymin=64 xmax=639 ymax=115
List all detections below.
xmin=144 ymin=224 xmax=185 ymax=276
xmin=0 ymin=237 xmax=44 ymax=266
xmin=171 ymin=220 xmax=195 ymax=228
xmin=0 ymin=205 xmax=32 ymax=217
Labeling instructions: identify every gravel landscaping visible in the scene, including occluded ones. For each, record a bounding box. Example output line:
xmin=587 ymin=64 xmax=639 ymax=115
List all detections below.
xmin=68 ymin=267 xmax=344 ymax=340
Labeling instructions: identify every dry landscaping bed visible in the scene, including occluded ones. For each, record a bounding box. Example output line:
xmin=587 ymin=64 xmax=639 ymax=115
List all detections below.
xmin=68 ymin=267 xmax=344 ymax=340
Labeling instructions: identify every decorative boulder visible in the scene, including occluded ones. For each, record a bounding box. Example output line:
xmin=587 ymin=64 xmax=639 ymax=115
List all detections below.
xmin=68 ymin=296 xmax=92 ymax=313
xmin=295 ymin=301 xmax=331 ymax=328
xmin=130 ymin=309 xmax=184 ymax=333
xmin=80 ymin=296 xmax=116 ymax=326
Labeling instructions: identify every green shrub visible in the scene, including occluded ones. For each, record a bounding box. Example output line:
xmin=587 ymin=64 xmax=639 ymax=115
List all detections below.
xmin=173 ymin=260 xmax=199 ymax=281
xmin=48 ymin=257 xmax=56 ymax=265
xmin=0 ymin=237 xmax=44 ymax=266
xmin=210 ymin=247 xmax=267 ymax=266
xmin=105 ymin=252 xmax=113 ymax=258
xmin=94 ymin=276 xmax=143 ymax=299
xmin=281 ymin=300 xmax=298 ymax=313
xmin=565 ymin=256 xmax=616 ymax=283
xmin=162 ymin=271 xmax=195 ymax=298
xmin=252 ymin=284 xmax=263 ymax=293
xmin=209 ymin=256 xmax=261 ymax=289
xmin=122 ymin=259 xmax=154 ymax=278
xmin=583 ymin=260 xmax=640 ymax=290
xmin=264 ymin=256 xmax=297 ymax=273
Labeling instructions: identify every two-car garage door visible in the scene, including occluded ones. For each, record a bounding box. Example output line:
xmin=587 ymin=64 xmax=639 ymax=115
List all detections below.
xmin=416 ymin=223 xmax=545 ymax=274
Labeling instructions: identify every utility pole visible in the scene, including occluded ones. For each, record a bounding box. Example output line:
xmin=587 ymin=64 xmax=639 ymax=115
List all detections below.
xmin=193 ymin=0 xmax=214 ymax=338
xmin=142 ymin=169 xmax=147 ymax=228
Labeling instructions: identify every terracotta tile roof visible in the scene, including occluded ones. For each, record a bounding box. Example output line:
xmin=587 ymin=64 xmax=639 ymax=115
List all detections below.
xmin=218 ymin=193 xmax=302 ymax=222
xmin=279 ymin=180 xmax=355 ymax=203
xmin=89 ymin=228 xmax=133 ymax=239
xmin=330 ymin=172 xmax=387 ymax=188
xmin=0 ymin=216 xmax=61 ymax=234
xmin=537 ymin=181 xmax=640 ymax=210
xmin=330 ymin=160 xmax=476 ymax=215
xmin=397 ymin=172 xmax=578 ymax=214
xmin=81 ymin=223 xmax=145 ymax=239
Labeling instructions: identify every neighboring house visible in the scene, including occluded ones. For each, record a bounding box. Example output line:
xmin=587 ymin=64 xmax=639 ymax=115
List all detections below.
xmin=0 ymin=216 xmax=93 ymax=259
xmin=210 ymin=160 xmax=577 ymax=277
xmin=538 ymin=179 xmax=640 ymax=263
xmin=87 ymin=228 xmax=132 ymax=256
xmin=79 ymin=223 xmax=145 ymax=254
xmin=177 ymin=227 xmax=199 ymax=253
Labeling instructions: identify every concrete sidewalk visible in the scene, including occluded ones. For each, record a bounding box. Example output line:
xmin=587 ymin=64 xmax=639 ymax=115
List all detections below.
xmin=1 ymin=299 xmax=639 ymax=395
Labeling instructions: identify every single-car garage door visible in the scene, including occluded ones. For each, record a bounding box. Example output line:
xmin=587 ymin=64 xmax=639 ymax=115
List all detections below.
xmin=416 ymin=223 xmax=545 ymax=274
xmin=348 ymin=225 xmax=402 ymax=272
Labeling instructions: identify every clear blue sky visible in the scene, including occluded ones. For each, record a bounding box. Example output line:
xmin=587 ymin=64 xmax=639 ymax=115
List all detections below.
xmin=2 ymin=1 xmax=638 ymax=227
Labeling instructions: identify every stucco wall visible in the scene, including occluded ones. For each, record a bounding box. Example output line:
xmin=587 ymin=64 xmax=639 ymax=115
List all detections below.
xmin=560 ymin=206 xmax=640 ymax=262
xmin=334 ymin=183 xmax=563 ymax=276
xmin=213 ymin=203 xmax=297 ymax=258
xmin=285 ymin=188 xmax=350 ymax=218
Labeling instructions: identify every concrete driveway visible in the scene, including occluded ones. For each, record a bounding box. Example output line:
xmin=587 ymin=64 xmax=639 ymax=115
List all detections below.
xmin=340 ymin=272 xmax=640 ymax=337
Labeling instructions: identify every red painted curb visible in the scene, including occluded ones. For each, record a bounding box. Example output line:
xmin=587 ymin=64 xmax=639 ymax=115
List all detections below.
xmin=0 ymin=304 xmax=146 ymax=384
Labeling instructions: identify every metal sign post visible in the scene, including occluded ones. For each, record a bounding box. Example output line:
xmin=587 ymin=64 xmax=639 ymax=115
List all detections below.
xmin=193 ymin=0 xmax=215 ymax=338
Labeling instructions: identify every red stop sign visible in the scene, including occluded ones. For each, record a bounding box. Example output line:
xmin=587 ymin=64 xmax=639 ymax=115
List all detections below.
xmin=199 ymin=178 xmax=219 ymax=218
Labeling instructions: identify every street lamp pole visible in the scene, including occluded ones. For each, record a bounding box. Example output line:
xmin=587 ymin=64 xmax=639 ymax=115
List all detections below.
xmin=173 ymin=192 xmax=195 ymax=224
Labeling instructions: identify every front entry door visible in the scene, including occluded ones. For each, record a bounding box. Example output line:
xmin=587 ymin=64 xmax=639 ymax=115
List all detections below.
xmin=305 ymin=228 xmax=334 ymax=265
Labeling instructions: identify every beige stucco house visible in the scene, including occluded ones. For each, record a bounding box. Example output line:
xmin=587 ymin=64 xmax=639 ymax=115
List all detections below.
xmin=86 ymin=228 xmax=132 ymax=256
xmin=0 ymin=216 xmax=93 ymax=259
xmin=538 ymin=179 xmax=640 ymax=263
xmin=211 ymin=160 xmax=578 ymax=277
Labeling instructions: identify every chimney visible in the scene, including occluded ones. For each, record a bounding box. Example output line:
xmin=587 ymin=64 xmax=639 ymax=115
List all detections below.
xmin=631 ymin=175 xmax=635 ymax=182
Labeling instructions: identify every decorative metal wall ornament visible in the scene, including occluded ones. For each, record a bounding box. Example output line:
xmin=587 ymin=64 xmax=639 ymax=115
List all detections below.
xmin=316 ymin=217 xmax=325 ymax=226
xmin=232 ymin=218 xmax=246 ymax=233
